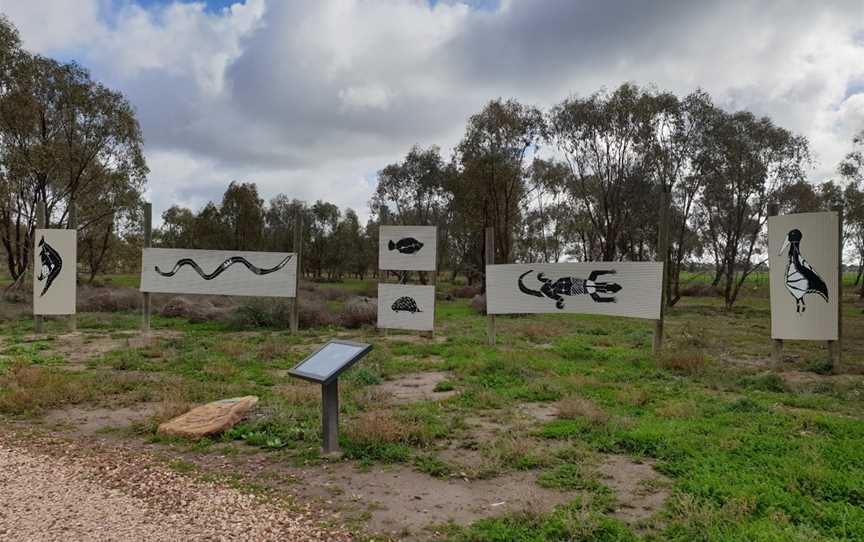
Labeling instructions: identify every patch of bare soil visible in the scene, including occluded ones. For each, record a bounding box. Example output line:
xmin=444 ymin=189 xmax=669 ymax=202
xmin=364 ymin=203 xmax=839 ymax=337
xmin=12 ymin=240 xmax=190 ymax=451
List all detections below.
xmin=375 ymin=371 xmax=457 ymax=404
xmin=517 ymin=402 xmax=558 ymax=421
xmin=291 ymin=462 xmax=578 ymax=539
xmin=41 ymin=403 xmax=160 ymax=435
xmin=597 ymin=454 xmax=671 ymax=524
xmin=31 ymin=330 xmax=183 ymax=370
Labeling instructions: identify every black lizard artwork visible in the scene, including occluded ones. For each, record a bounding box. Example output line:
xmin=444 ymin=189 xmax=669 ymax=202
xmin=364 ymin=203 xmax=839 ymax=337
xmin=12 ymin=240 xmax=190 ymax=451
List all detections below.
xmin=518 ymin=269 xmax=622 ymax=309
xmin=36 ymin=236 xmax=63 ymax=297
xmin=391 ymin=296 xmax=422 ymax=313
xmin=155 ymin=254 xmax=293 ymax=280
xmin=388 ymin=237 xmax=423 ymax=254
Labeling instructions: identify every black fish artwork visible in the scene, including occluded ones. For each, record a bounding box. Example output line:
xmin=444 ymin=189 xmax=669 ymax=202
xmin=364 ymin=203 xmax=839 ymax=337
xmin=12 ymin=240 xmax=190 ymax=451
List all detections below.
xmin=36 ymin=236 xmax=63 ymax=297
xmin=518 ymin=269 xmax=622 ymax=309
xmin=156 ymin=254 xmax=293 ymax=280
xmin=391 ymin=296 xmax=422 ymax=313
xmin=388 ymin=237 xmax=423 ymax=254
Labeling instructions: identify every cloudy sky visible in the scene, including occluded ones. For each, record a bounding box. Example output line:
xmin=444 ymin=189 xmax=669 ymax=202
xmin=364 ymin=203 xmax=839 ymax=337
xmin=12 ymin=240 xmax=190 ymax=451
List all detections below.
xmin=2 ymin=0 xmax=863 ymax=222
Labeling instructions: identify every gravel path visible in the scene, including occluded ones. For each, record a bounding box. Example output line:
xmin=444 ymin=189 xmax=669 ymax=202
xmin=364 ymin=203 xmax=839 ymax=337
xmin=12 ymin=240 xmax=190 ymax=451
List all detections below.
xmin=0 ymin=436 xmax=352 ymax=541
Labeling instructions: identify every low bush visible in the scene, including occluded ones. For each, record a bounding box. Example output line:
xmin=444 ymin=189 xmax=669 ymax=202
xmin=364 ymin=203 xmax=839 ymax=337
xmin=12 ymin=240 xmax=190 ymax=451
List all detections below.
xmin=161 ymin=296 xmax=224 ymax=323
xmin=470 ymin=294 xmax=487 ymax=314
xmin=656 ymin=350 xmax=709 ymax=375
xmin=339 ymin=296 xmax=377 ymax=328
xmin=78 ymin=285 xmax=141 ymax=312
xmin=452 ymin=285 xmax=479 ymax=299
xmin=556 ymin=396 xmax=609 ymax=425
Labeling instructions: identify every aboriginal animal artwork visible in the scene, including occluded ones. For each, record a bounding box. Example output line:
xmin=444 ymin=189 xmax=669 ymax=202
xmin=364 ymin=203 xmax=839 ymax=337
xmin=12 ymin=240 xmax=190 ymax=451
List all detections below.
xmin=36 ymin=236 xmax=63 ymax=297
xmin=388 ymin=237 xmax=423 ymax=254
xmin=518 ymin=269 xmax=622 ymax=309
xmin=155 ymin=254 xmax=293 ymax=280
xmin=391 ymin=296 xmax=422 ymax=313
xmin=778 ymin=229 xmax=828 ymax=313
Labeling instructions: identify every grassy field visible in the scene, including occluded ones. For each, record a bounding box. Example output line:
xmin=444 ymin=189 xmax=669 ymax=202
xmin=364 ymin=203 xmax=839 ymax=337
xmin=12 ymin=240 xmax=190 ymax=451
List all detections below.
xmin=0 ymin=280 xmax=863 ymax=541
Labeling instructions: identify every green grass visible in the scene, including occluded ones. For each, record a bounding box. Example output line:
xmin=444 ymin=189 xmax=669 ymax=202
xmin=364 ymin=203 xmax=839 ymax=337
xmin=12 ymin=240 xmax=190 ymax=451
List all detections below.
xmin=1 ymin=279 xmax=863 ymax=540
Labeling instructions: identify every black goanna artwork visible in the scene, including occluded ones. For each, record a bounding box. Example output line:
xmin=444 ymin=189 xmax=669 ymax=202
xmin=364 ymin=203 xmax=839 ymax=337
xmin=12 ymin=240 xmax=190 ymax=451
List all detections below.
xmin=388 ymin=237 xmax=423 ymax=254
xmin=518 ymin=269 xmax=622 ymax=309
xmin=36 ymin=236 xmax=63 ymax=297
xmin=391 ymin=296 xmax=422 ymax=313
xmin=778 ymin=229 xmax=828 ymax=313
xmin=155 ymin=254 xmax=294 ymax=280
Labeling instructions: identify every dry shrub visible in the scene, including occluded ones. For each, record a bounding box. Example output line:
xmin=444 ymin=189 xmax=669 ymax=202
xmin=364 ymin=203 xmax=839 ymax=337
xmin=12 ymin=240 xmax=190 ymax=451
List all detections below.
xmin=344 ymin=410 xmax=421 ymax=446
xmin=680 ymin=282 xmax=718 ymax=297
xmin=556 ymin=396 xmax=609 ymax=425
xmin=77 ymin=286 xmax=140 ymax=312
xmin=0 ymin=299 xmax=30 ymax=322
xmin=319 ymin=287 xmax=348 ymax=301
xmin=257 ymin=341 xmax=293 ymax=361
xmin=299 ymin=296 xmax=339 ymax=328
xmin=452 ymin=285 xmax=479 ymax=299
xmin=657 ymin=350 xmax=708 ymax=375
xmin=0 ymin=364 xmax=137 ymax=414
xmin=339 ymin=296 xmax=377 ymax=328
xmin=160 ymin=296 xmax=222 ymax=323
xmin=616 ymin=386 xmax=650 ymax=407
xmin=470 ymin=294 xmax=487 ymax=315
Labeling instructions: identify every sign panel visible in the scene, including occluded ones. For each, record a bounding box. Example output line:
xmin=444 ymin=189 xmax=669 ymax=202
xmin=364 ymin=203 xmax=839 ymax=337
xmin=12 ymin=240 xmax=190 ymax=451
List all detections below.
xmin=379 ymin=226 xmax=437 ymax=271
xmin=486 ymin=262 xmax=663 ymax=319
xmin=377 ymin=283 xmax=436 ymax=331
xmin=289 ymin=340 xmax=372 ymax=384
xmin=33 ymin=229 xmax=77 ymax=315
xmin=140 ymin=248 xmax=297 ymax=297
xmin=769 ymin=211 xmax=839 ymax=340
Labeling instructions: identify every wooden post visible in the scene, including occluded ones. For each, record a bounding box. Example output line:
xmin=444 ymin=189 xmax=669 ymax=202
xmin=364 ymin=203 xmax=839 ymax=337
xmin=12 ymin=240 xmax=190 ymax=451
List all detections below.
xmin=290 ymin=211 xmax=303 ymax=334
xmin=68 ymin=202 xmax=77 ymax=332
xmin=829 ymin=207 xmax=843 ymax=373
xmin=767 ymin=203 xmax=783 ymax=368
xmin=142 ymin=202 xmax=152 ymax=334
xmin=321 ymin=380 xmax=340 ymax=455
xmin=653 ymin=189 xmax=671 ymax=354
xmin=34 ymin=201 xmax=47 ymax=334
xmin=485 ymin=227 xmax=496 ymax=346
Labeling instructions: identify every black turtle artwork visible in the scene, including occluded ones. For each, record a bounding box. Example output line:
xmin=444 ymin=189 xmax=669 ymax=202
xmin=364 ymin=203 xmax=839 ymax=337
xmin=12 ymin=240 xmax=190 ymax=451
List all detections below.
xmin=391 ymin=296 xmax=422 ymax=313
xmin=156 ymin=254 xmax=293 ymax=280
xmin=36 ymin=236 xmax=63 ymax=297
xmin=388 ymin=237 xmax=423 ymax=254
xmin=778 ymin=229 xmax=828 ymax=313
xmin=518 ymin=269 xmax=622 ymax=309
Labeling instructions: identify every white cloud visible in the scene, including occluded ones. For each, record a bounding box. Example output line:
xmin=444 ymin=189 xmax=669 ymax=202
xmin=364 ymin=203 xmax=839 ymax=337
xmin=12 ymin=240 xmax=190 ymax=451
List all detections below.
xmin=2 ymin=0 xmax=863 ymax=223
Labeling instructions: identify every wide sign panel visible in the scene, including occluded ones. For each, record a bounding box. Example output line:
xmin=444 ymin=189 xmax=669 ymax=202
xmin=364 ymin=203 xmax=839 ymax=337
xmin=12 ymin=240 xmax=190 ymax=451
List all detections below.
xmin=33 ymin=229 xmax=77 ymax=315
xmin=379 ymin=226 xmax=437 ymax=271
xmin=486 ymin=262 xmax=663 ymax=319
xmin=769 ymin=211 xmax=839 ymax=340
xmin=377 ymin=283 xmax=436 ymax=331
xmin=140 ymin=248 xmax=297 ymax=297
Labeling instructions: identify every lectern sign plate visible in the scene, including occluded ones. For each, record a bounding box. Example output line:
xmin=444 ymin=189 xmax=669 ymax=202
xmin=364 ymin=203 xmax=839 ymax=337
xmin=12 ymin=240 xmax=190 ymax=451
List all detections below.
xmin=289 ymin=340 xmax=372 ymax=384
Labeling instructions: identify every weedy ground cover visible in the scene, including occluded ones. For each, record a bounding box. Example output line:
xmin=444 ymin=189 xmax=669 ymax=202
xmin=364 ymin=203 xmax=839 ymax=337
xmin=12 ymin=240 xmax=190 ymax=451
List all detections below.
xmin=0 ymin=278 xmax=862 ymax=541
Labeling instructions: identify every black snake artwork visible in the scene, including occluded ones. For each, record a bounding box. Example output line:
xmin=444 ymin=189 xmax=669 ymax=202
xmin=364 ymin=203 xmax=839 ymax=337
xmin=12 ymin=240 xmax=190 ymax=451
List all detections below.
xmin=518 ymin=269 xmax=622 ymax=309
xmin=36 ymin=236 xmax=63 ymax=297
xmin=155 ymin=254 xmax=294 ymax=280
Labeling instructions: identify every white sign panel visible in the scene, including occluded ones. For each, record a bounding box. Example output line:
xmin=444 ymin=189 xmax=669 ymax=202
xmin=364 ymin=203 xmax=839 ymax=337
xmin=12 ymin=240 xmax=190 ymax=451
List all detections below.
xmin=377 ymin=283 xmax=436 ymax=331
xmin=33 ymin=229 xmax=77 ymax=315
xmin=141 ymin=248 xmax=297 ymax=298
xmin=769 ymin=211 xmax=839 ymax=340
xmin=486 ymin=262 xmax=663 ymax=319
xmin=379 ymin=226 xmax=437 ymax=271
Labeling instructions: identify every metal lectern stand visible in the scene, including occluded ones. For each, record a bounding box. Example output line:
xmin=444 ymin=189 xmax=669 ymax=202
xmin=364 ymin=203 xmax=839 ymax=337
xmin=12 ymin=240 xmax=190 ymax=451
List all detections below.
xmin=321 ymin=380 xmax=339 ymax=454
xmin=288 ymin=340 xmax=372 ymax=457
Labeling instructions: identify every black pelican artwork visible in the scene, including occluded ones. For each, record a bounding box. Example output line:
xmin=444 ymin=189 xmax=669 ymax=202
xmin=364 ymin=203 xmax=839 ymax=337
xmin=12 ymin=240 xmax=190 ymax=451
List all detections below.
xmin=778 ymin=229 xmax=828 ymax=313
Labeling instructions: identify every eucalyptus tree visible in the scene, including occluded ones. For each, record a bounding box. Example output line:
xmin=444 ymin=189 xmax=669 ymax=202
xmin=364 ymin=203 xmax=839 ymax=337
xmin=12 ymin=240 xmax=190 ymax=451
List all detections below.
xmin=452 ymin=99 xmax=545 ymax=266
xmin=0 ymin=17 xmax=147 ymax=281
xmin=548 ymin=83 xmax=655 ymax=261
xmin=221 ymin=181 xmax=265 ymax=251
xmin=697 ymin=110 xmax=810 ymax=308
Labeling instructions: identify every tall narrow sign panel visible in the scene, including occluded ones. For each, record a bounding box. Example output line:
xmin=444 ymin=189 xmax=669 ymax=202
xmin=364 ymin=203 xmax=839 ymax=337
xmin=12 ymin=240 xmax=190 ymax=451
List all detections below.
xmin=486 ymin=262 xmax=663 ymax=319
xmin=140 ymin=248 xmax=297 ymax=297
xmin=379 ymin=226 xmax=437 ymax=271
xmin=769 ymin=211 xmax=839 ymax=340
xmin=33 ymin=229 xmax=77 ymax=315
xmin=377 ymin=284 xmax=436 ymax=331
